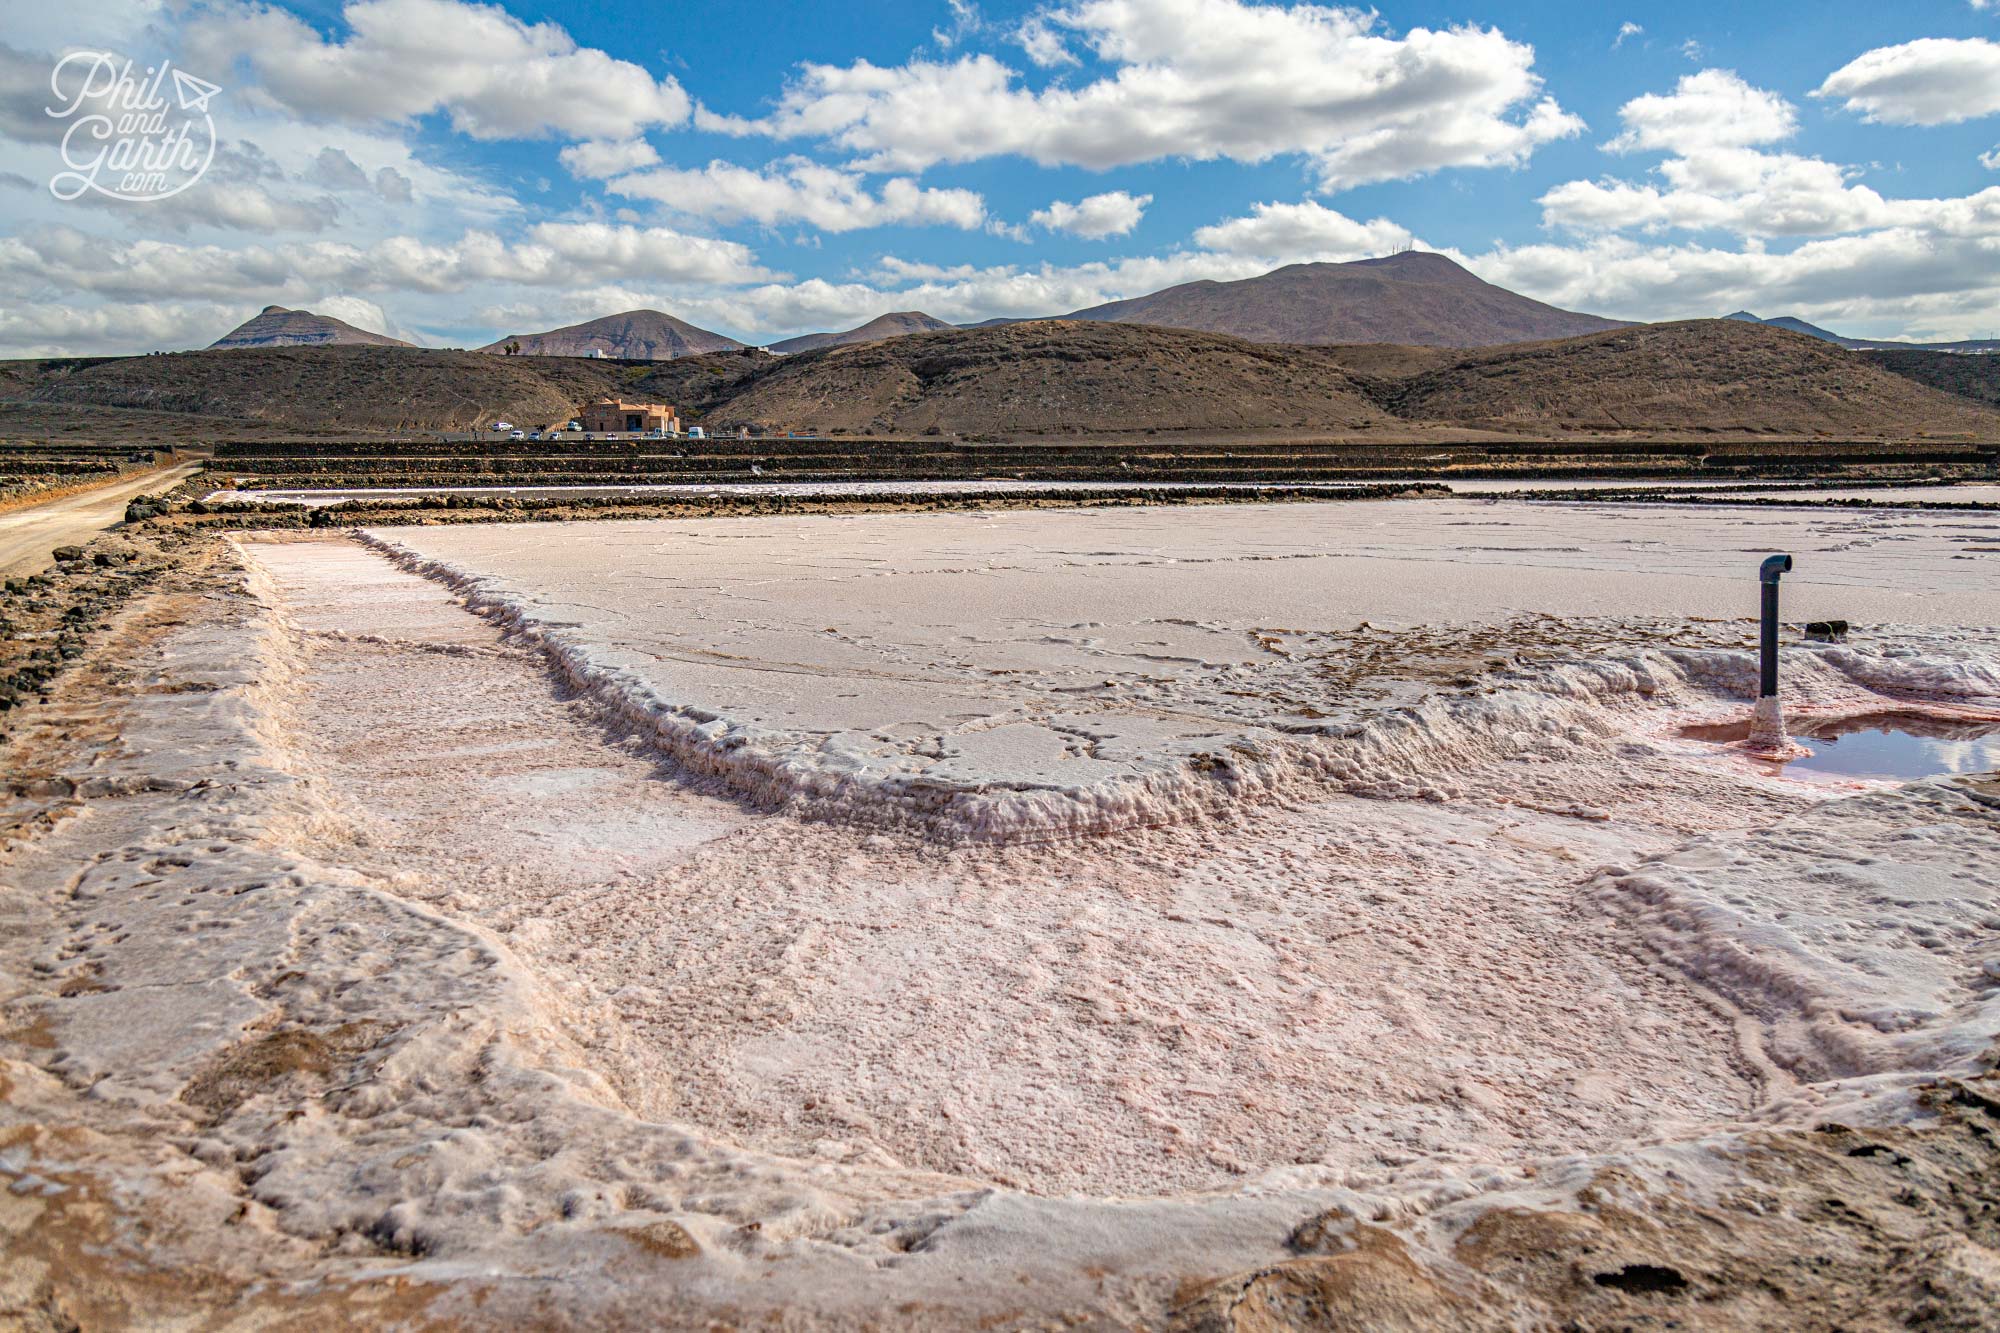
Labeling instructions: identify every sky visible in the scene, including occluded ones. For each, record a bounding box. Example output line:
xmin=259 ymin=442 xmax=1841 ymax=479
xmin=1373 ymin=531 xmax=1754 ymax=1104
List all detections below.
xmin=7 ymin=0 xmax=2000 ymax=355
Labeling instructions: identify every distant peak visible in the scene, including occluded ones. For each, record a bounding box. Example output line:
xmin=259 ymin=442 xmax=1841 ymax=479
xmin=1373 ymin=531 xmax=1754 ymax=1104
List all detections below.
xmin=260 ymin=305 xmax=290 ymax=314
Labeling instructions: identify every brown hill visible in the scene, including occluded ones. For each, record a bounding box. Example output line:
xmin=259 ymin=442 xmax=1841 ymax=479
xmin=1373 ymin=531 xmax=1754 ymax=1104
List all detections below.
xmin=1375 ymin=320 xmax=2000 ymax=436
xmin=15 ymin=318 xmax=1997 ymax=443
xmin=1062 ymin=252 xmax=1627 ymax=347
xmin=769 ymin=311 xmax=953 ymax=355
xmin=711 ymin=321 xmax=1386 ymax=435
xmin=210 ymin=305 xmax=411 ymax=350
xmin=25 ymin=346 xmax=626 ymax=433
xmin=481 ymin=310 xmax=743 ymax=360
xmin=1863 ymin=348 xmax=2000 ymax=411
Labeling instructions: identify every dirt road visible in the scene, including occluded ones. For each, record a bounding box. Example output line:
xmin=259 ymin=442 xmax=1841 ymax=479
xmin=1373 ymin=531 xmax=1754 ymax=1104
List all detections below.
xmin=0 ymin=463 xmax=196 ymax=577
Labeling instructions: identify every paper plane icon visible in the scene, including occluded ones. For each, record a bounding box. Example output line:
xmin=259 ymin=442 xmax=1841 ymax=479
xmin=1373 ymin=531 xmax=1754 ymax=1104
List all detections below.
xmin=171 ymin=68 xmax=220 ymax=113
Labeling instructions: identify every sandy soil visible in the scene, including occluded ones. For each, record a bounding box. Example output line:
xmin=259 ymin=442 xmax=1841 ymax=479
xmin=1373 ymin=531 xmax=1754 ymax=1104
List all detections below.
xmin=0 ymin=462 xmax=194 ymax=576
xmin=2 ymin=499 xmax=1997 ymax=1327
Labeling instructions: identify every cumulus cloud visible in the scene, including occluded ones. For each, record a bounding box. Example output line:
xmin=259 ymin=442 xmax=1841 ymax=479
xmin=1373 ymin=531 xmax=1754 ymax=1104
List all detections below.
xmin=559 ymin=138 xmax=662 ymax=178
xmin=1542 ymin=70 xmax=2000 ymax=242
xmin=1607 ymin=70 xmax=1797 ymax=153
xmin=606 ymin=158 xmax=987 ymax=232
xmin=183 ymin=0 xmax=691 ymax=140
xmin=0 ymin=220 xmax=772 ymax=304
xmin=1816 ymin=37 xmax=2000 ymax=126
xmin=700 ymin=0 xmax=1581 ymax=190
xmin=0 ymin=298 xmax=257 ymax=357
xmin=1190 ymin=200 xmax=1413 ymax=259
xmin=1015 ymin=17 xmax=1078 ymax=67
xmin=1467 ymin=228 xmax=2000 ymax=338
xmin=1029 ymin=190 xmax=1150 ymax=238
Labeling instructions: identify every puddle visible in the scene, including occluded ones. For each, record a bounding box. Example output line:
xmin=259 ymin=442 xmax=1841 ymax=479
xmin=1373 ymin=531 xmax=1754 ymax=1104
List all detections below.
xmin=1682 ymin=711 xmax=2000 ymax=780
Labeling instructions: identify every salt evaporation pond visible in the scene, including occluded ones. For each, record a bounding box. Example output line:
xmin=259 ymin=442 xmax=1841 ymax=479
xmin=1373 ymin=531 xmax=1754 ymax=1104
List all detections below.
xmin=255 ymin=497 xmax=1998 ymax=1181
xmin=22 ymin=492 xmax=1990 ymax=1324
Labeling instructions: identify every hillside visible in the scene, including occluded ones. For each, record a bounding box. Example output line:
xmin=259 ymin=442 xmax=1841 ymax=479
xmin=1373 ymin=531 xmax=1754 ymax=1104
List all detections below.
xmin=210 ymin=305 xmax=411 ymax=350
xmin=23 ymin=346 xmax=628 ymax=433
xmin=12 ymin=319 xmax=1998 ymax=443
xmin=481 ymin=310 xmax=744 ymax=360
xmin=1865 ymin=348 xmax=2000 ymax=409
xmin=707 ymin=318 xmax=2000 ymax=439
xmin=769 ymin=311 xmax=953 ymax=355
xmin=710 ymin=321 xmax=1385 ymax=435
xmin=1376 ymin=320 xmax=2000 ymax=436
xmin=1062 ymin=252 xmax=1626 ymax=347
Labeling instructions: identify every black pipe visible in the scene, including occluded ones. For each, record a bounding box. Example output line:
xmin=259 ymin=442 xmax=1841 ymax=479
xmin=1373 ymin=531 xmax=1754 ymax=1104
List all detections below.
xmin=1759 ymin=553 xmax=1792 ymax=698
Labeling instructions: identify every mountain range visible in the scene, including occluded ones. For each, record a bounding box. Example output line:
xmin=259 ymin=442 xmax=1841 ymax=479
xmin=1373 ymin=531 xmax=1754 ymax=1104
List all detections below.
xmin=200 ymin=258 xmax=2000 ymax=368
xmin=210 ymin=305 xmax=413 ymax=350
xmin=206 ymin=253 xmax=1626 ymax=361
xmin=48 ymin=314 xmax=1994 ymax=441
xmin=1724 ymin=311 xmax=2000 ymax=355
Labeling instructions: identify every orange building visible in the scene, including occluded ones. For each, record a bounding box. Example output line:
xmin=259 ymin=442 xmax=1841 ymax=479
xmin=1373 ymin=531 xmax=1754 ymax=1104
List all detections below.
xmin=580 ymin=399 xmax=678 ymax=433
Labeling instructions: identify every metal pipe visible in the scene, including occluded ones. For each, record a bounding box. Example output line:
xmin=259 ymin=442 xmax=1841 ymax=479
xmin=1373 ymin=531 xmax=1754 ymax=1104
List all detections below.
xmin=1759 ymin=553 xmax=1792 ymax=698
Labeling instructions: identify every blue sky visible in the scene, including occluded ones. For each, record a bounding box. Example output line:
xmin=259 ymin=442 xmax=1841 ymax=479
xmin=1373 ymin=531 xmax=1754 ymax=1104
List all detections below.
xmin=7 ymin=0 xmax=2000 ymax=353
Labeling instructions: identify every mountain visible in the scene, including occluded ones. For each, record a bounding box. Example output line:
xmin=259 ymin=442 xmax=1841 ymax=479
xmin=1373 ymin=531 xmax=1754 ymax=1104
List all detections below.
xmin=209 ymin=305 xmax=411 ymax=350
xmin=21 ymin=316 xmax=1999 ymax=442
xmin=1373 ymin=319 xmax=2000 ymax=436
xmin=1723 ymin=311 xmax=2000 ymax=354
xmin=769 ymin=311 xmax=953 ymax=355
xmin=480 ymin=310 xmax=744 ymax=360
xmin=694 ymin=317 xmax=1998 ymax=440
xmin=1724 ymin=311 xmax=1848 ymax=344
xmin=1059 ymin=251 xmax=1627 ymax=347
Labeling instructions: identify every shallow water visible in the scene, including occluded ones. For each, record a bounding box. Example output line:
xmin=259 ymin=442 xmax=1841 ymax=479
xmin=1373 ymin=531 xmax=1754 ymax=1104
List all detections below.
xmin=1687 ymin=712 xmax=2000 ymax=780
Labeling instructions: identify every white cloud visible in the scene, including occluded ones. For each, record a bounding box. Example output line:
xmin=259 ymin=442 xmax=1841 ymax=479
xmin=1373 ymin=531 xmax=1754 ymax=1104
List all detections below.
xmin=1190 ymin=200 xmax=1413 ymax=259
xmin=183 ymin=0 xmax=691 ymax=140
xmin=1542 ymin=71 xmax=2000 ymax=243
xmin=1465 ymin=228 xmax=2000 ymax=339
xmin=1 ymin=220 xmax=772 ymax=304
xmin=1816 ymin=37 xmax=2000 ymax=126
xmin=1029 ymin=190 xmax=1150 ymax=239
xmin=1542 ymin=150 xmax=1927 ymax=237
xmin=1607 ymin=70 xmax=1797 ymax=153
xmin=607 ymin=158 xmax=987 ymax=232
xmin=1613 ymin=22 xmax=1642 ymax=50
xmin=701 ymin=0 xmax=1581 ymax=190
xmin=559 ymin=138 xmax=662 ymax=178
xmin=1016 ymin=17 xmax=1078 ymax=67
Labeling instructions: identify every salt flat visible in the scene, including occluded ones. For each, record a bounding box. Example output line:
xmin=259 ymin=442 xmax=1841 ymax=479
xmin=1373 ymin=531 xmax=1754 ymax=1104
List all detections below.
xmin=3 ymin=497 xmax=1997 ymax=1327
xmin=364 ymin=499 xmax=2000 ymax=837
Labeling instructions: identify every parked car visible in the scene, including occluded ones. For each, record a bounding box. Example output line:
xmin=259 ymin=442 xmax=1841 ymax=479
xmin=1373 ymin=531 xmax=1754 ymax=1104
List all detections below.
xmin=508 ymin=430 xmax=525 ymax=440
xmin=527 ymin=431 xmax=542 ymax=441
